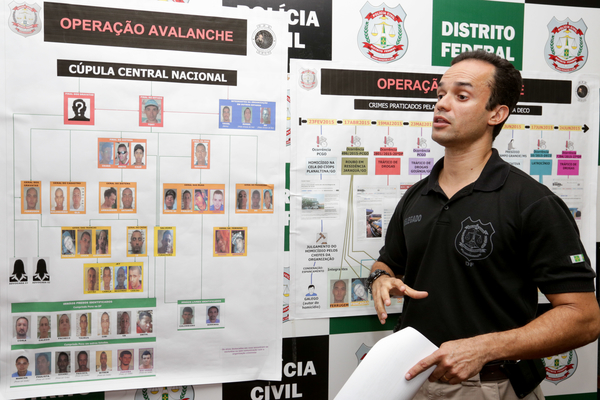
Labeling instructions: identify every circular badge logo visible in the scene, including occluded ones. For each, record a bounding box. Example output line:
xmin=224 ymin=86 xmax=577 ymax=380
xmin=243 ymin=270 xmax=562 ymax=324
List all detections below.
xmin=252 ymin=24 xmax=276 ymax=55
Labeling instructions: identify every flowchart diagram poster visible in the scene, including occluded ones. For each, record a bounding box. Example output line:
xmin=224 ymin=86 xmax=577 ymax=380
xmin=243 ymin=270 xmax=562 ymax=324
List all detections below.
xmin=290 ymin=60 xmax=599 ymax=320
xmin=0 ymin=1 xmax=287 ymax=398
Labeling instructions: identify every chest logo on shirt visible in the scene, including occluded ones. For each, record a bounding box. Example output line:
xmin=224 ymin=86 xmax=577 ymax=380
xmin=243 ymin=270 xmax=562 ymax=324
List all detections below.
xmin=455 ymin=217 xmax=495 ymax=263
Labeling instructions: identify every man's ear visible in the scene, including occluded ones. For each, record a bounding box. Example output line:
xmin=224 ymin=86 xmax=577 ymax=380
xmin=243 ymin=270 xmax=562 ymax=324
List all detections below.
xmin=489 ymin=104 xmax=510 ymax=126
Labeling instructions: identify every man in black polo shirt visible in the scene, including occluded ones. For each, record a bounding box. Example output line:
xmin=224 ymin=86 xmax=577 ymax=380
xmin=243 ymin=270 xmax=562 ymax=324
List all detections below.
xmin=368 ymin=51 xmax=600 ymax=399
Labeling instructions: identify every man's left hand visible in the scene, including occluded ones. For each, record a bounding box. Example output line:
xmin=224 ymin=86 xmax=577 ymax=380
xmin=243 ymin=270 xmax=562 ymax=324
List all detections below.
xmin=405 ymin=336 xmax=491 ymax=384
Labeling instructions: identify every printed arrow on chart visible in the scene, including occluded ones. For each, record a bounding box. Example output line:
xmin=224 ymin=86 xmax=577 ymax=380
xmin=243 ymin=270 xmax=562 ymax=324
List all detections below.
xmin=582 ymin=124 xmax=589 ymax=133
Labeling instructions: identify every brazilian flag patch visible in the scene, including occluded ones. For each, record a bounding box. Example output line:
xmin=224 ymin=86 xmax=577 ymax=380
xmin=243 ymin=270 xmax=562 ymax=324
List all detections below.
xmin=570 ymin=254 xmax=585 ymax=263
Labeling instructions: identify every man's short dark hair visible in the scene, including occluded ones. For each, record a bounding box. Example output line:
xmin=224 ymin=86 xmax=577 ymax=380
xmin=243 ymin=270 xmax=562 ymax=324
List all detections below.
xmin=308 ymin=285 xmax=315 ymax=289
xmin=118 ymin=143 xmax=127 ymax=151
xmin=183 ymin=306 xmax=193 ymax=314
xmin=120 ymin=350 xmax=132 ymax=357
xmin=208 ymin=306 xmax=219 ymax=314
xmin=142 ymin=350 xmax=152 ymax=357
xmin=139 ymin=311 xmax=152 ymax=321
xmin=16 ymin=355 xmax=28 ymax=363
xmin=104 ymin=187 xmax=117 ymax=199
xmin=16 ymin=316 xmax=28 ymax=325
xmin=134 ymin=144 xmax=144 ymax=154
xmin=196 ymin=143 xmax=206 ymax=150
xmin=78 ymin=351 xmax=87 ymax=359
xmin=451 ymin=50 xmax=522 ymax=139
xmin=81 ymin=231 xmax=91 ymax=241
xmin=183 ymin=190 xmax=191 ymax=198
xmin=58 ymin=352 xmax=69 ymax=360
xmin=213 ymin=190 xmax=223 ymax=197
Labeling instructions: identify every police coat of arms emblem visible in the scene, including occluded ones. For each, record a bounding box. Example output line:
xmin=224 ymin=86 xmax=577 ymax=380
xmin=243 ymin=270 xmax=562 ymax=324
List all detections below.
xmin=357 ymin=2 xmax=408 ymax=63
xmin=8 ymin=2 xmax=41 ymax=37
xmin=545 ymin=17 xmax=588 ymax=74
xmin=543 ymin=350 xmax=578 ymax=385
xmin=299 ymin=68 xmax=318 ymax=90
xmin=455 ymin=217 xmax=495 ymax=262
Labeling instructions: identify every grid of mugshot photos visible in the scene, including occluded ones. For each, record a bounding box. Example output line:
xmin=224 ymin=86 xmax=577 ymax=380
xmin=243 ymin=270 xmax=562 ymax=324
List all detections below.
xmin=154 ymin=227 xmax=176 ymax=256
xmin=12 ymin=310 xmax=153 ymax=343
xmin=98 ymin=138 xmax=147 ymax=169
xmin=99 ymin=182 xmax=138 ymax=213
xmin=177 ymin=301 xmax=225 ymax=330
xmin=21 ymin=181 xmax=41 ymax=213
xmin=162 ymin=184 xmax=225 ymax=213
xmin=127 ymin=227 xmax=148 ymax=257
xmin=61 ymin=227 xmax=111 ymax=258
xmin=218 ymin=99 xmax=276 ymax=130
xmin=328 ymin=278 xmax=372 ymax=309
xmin=235 ymin=184 xmax=274 ymax=213
xmin=49 ymin=182 xmax=86 ymax=214
xmin=191 ymin=139 xmax=210 ymax=169
xmin=214 ymin=227 xmax=247 ymax=257
xmin=84 ymin=263 xmax=143 ymax=293
xmin=8 ymin=257 xmax=50 ymax=284
xmin=10 ymin=347 xmax=155 ymax=383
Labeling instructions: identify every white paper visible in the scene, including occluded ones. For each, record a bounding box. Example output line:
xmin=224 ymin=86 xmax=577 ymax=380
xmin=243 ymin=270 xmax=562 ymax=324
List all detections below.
xmin=335 ymin=327 xmax=438 ymax=399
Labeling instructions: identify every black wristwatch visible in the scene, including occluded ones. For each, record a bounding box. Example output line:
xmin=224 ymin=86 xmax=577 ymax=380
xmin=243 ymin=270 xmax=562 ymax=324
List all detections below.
xmin=367 ymin=269 xmax=391 ymax=293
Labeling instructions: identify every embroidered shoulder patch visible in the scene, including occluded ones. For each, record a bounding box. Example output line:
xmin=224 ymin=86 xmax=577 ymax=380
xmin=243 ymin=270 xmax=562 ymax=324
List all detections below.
xmin=569 ymin=254 xmax=585 ymax=263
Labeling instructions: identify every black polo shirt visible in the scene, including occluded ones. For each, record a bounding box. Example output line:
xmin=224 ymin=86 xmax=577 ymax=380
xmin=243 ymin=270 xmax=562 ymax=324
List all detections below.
xmin=378 ymin=149 xmax=595 ymax=346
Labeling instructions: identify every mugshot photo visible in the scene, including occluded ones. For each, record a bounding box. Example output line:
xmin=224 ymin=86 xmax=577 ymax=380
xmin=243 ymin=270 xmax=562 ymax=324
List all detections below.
xmin=98 ymin=142 xmax=114 ymax=166
xmin=61 ymin=229 xmax=76 ymax=256
xmin=210 ymin=189 xmax=224 ymax=212
xmin=115 ymin=266 xmax=128 ymax=290
xmin=180 ymin=189 xmax=193 ymax=211
xmin=194 ymin=189 xmax=208 ymax=212
xmin=57 ymin=313 xmax=71 ymax=338
xmin=192 ymin=140 xmax=209 ymax=168
xmin=115 ymin=143 xmax=130 ymax=166
xmin=70 ymin=186 xmax=85 ymax=212
xmin=132 ymin=143 xmax=146 ymax=167
xmin=140 ymin=96 xmax=163 ymax=127
xmin=55 ymin=351 xmax=71 ymax=373
xmin=117 ymin=311 xmax=131 ymax=334
xmin=78 ymin=230 xmax=92 ymax=255
xmin=95 ymin=229 xmax=110 ymax=255
xmin=163 ymin=188 xmax=177 ymax=211
xmin=96 ymin=350 xmax=112 ymax=372
xmin=37 ymin=315 xmax=51 ymax=339
xmin=50 ymin=186 xmax=67 ymax=212
xmin=120 ymin=187 xmax=135 ymax=210
xmin=100 ymin=187 xmax=118 ymax=211
xmin=221 ymin=105 xmax=231 ymax=123
xmin=23 ymin=186 xmax=40 ymax=212
xmin=215 ymin=229 xmax=231 ymax=255
xmin=236 ymin=189 xmax=248 ymax=210
xmin=139 ymin=348 xmax=154 ymax=370
xmin=128 ymin=228 xmax=147 ymax=256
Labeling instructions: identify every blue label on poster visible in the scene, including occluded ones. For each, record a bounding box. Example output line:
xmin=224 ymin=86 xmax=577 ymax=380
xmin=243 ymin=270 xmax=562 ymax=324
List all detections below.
xmin=219 ymin=100 xmax=276 ymax=130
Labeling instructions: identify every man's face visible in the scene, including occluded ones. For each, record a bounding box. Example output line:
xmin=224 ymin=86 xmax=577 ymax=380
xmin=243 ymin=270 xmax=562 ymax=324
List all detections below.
xmin=26 ymin=188 xmax=38 ymax=209
xmin=333 ymin=281 xmax=347 ymax=303
xmin=213 ymin=193 xmax=223 ymax=210
xmin=217 ymin=236 xmax=228 ymax=253
xmin=235 ymin=238 xmax=244 ymax=253
xmin=98 ymin=231 xmax=108 ymax=251
xmin=101 ymin=146 xmax=112 ymax=162
xmin=120 ymin=313 xmax=130 ymax=333
xmin=39 ymin=317 xmax=49 ymax=337
xmin=251 ymin=191 xmax=260 ymax=207
xmin=120 ymin=353 xmax=132 ymax=367
xmin=103 ymin=268 xmax=111 ymax=285
xmin=222 ymin=107 xmax=230 ymax=122
xmin=161 ymin=233 xmax=172 ymax=252
xmin=72 ymin=188 xmax=81 ymax=208
xmin=79 ymin=315 xmax=88 ymax=335
xmin=37 ymin=355 xmax=50 ymax=374
xmin=117 ymin=146 xmax=128 ymax=163
xmin=130 ymin=232 xmax=143 ymax=254
xmin=308 ymin=286 xmax=315 ymax=295
xmin=100 ymin=353 xmax=107 ymax=368
xmin=16 ymin=318 xmax=28 ymax=338
xmin=117 ymin=268 xmax=126 ymax=285
xmin=55 ymin=189 xmax=64 ymax=208
xmin=182 ymin=192 xmax=192 ymax=209
xmin=238 ymin=191 xmax=247 ymax=207
xmin=80 ymin=233 xmax=91 ymax=254
xmin=87 ymin=268 xmax=97 ymax=289
xmin=195 ymin=192 xmax=206 ymax=210
xmin=16 ymin=358 xmax=29 ymax=375
xmin=57 ymin=354 xmax=69 ymax=372
xmin=134 ymin=149 xmax=144 ymax=163
xmin=244 ymin=108 xmax=251 ymax=122
xmin=105 ymin=193 xmax=116 ymax=208
xmin=59 ymin=315 xmax=70 ymax=336
xmin=101 ymin=313 xmax=110 ymax=334
xmin=122 ymin=188 xmax=133 ymax=209
xmin=129 ymin=268 xmax=141 ymax=288
xmin=432 ymin=59 xmax=498 ymax=149
xmin=138 ymin=316 xmax=152 ymax=333
xmin=145 ymin=105 xmax=158 ymax=122
xmin=165 ymin=194 xmax=175 ymax=209
xmin=182 ymin=311 xmax=193 ymax=324
xmin=142 ymin=354 xmax=152 ymax=367
xmin=196 ymin=145 xmax=207 ymax=163
xmin=78 ymin=353 xmax=88 ymax=369
xmin=208 ymin=307 xmax=219 ymax=322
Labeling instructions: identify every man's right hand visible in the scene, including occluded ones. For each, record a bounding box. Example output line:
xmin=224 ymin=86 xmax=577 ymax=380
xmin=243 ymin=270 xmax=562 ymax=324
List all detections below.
xmin=371 ymin=265 xmax=428 ymax=324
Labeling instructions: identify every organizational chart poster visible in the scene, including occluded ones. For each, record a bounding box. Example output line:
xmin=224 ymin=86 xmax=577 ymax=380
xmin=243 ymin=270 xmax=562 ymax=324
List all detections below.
xmin=0 ymin=1 xmax=287 ymax=398
xmin=290 ymin=59 xmax=599 ymax=319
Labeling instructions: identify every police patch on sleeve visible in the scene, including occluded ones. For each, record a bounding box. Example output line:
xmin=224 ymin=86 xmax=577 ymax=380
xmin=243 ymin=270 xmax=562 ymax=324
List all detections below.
xmin=569 ymin=254 xmax=585 ymax=263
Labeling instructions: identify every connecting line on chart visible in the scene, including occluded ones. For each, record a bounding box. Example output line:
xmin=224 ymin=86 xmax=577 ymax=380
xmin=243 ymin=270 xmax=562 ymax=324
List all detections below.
xmin=12 ymin=219 xmax=39 ymax=257
xmin=339 ymin=175 xmax=375 ymax=280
